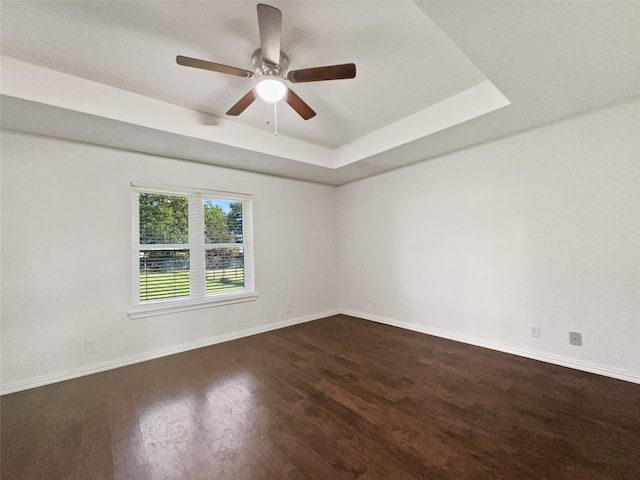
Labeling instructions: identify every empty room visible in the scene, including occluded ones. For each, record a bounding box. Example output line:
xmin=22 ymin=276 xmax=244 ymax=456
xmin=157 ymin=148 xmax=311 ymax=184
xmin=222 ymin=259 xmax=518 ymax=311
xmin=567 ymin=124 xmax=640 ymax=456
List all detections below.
xmin=1 ymin=1 xmax=639 ymax=479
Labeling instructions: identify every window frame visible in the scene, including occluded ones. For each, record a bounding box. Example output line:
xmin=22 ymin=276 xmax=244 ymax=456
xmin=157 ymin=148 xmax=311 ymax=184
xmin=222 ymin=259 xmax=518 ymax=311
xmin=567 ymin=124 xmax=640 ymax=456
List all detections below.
xmin=128 ymin=183 xmax=257 ymax=319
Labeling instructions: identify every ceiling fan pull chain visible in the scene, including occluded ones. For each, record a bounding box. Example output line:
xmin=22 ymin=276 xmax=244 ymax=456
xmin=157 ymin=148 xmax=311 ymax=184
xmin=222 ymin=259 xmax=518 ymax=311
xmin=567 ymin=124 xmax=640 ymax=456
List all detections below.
xmin=274 ymin=101 xmax=278 ymax=136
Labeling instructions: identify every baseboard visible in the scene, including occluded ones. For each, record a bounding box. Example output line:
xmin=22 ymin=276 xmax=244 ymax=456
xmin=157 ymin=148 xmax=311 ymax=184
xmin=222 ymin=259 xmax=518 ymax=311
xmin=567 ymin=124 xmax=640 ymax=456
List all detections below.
xmin=340 ymin=309 xmax=640 ymax=385
xmin=5 ymin=308 xmax=637 ymax=394
xmin=0 ymin=309 xmax=340 ymax=395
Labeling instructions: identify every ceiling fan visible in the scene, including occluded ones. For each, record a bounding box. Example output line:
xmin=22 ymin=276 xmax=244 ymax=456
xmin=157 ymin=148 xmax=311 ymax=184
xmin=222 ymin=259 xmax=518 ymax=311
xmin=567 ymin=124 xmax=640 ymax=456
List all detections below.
xmin=176 ymin=3 xmax=356 ymax=121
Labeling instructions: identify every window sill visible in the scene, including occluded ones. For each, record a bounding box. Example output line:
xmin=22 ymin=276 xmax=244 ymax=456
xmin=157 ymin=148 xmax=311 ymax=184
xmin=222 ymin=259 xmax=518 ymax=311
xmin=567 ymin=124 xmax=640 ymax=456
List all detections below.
xmin=128 ymin=292 xmax=259 ymax=319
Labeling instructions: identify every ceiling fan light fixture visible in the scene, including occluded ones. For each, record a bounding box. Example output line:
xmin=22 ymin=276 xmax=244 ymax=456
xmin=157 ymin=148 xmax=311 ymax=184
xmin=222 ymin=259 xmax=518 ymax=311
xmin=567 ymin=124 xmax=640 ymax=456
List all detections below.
xmin=256 ymin=76 xmax=287 ymax=103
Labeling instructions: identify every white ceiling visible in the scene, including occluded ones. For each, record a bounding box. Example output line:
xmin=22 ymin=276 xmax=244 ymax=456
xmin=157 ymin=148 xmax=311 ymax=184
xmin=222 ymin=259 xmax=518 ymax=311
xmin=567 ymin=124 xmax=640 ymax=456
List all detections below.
xmin=1 ymin=1 xmax=638 ymax=185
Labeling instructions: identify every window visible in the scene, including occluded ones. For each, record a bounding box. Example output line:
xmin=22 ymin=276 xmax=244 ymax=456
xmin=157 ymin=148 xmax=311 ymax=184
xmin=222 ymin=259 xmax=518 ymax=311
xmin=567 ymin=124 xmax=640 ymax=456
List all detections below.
xmin=129 ymin=184 xmax=256 ymax=318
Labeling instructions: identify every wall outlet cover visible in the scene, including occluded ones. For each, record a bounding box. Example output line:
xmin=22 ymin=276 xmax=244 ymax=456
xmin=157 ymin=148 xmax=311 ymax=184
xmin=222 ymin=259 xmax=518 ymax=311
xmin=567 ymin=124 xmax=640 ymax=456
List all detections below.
xmin=569 ymin=331 xmax=582 ymax=346
xmin=85 ymin=338 xmax=97 ymax=354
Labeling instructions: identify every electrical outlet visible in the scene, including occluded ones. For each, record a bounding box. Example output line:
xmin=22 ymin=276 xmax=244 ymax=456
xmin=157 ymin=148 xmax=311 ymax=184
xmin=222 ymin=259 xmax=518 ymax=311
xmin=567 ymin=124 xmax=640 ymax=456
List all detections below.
xmin=569 ymin=331 xmax=582 ymax=346
xmin=85 ymin=338 xmax=97 ymax=354
xmin=285 ymin=302 xmax=292 ymax=314
xmin=372 ymin=299 xmax=377 ymax=310
xmin=529 ymin=324 xmax=540 ymax=337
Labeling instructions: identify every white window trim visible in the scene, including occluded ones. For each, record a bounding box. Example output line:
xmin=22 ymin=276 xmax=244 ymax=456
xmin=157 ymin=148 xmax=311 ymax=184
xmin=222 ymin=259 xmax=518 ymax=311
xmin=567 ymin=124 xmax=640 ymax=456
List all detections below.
xmin=128 ymin=292 xmax=259 ymax=319
xmin=128 ymin=183 xmax=257 ymax=319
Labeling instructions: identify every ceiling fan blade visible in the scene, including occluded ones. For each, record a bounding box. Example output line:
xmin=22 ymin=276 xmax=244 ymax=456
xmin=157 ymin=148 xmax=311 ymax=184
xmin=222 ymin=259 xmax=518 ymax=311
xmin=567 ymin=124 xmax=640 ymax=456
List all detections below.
xmin=226 ymin=90 xmax=257 ymax=116
xmin=287 ymin=63 xmax=356 ymax=83
xmin=176 ymin=55 xmax=254 ymax=78
xmin=285 ymin=88 xmax=316 ymax=120
xmin=257 ymin=3 xmax=282 ymax=65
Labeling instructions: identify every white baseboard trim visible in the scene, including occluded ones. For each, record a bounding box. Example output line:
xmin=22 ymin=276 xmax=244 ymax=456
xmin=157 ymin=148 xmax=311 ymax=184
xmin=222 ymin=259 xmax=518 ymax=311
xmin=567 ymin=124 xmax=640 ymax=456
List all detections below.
xmin=1 ymin=309 xmax=340 ymax=395
xmin=340 ymin=309 xmax=640 ymax=385
xmin=5 ymin=308 xmax=637 ymax=394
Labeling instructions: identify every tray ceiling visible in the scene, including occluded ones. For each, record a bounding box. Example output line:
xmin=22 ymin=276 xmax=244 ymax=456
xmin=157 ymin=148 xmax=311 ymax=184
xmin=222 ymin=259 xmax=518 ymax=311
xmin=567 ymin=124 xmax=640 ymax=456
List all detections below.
xmin=1 ymin=1 xmax=638 ymax=185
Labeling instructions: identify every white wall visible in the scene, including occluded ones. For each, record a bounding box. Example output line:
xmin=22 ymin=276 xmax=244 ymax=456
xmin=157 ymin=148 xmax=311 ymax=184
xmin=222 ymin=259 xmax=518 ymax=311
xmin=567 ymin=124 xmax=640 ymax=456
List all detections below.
xmin=2 ymin=97 xmax=638 ymax=392
xmin=338 ymin=98 xmax=640 ymax=382
xmin=1 ymin=132 xmax=338 ymax=392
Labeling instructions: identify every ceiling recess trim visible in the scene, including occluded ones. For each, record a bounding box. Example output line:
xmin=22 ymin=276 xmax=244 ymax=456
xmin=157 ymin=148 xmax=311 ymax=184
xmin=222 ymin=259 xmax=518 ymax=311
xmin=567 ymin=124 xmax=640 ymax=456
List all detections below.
xmin=1 ymin=56 xmax=509 ymax=170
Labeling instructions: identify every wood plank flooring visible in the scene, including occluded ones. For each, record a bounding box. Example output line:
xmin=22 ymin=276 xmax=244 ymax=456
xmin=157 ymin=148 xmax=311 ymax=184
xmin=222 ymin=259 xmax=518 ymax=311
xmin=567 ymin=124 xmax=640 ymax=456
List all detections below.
xmin=2 ymin=315 xmax=639 ymax=479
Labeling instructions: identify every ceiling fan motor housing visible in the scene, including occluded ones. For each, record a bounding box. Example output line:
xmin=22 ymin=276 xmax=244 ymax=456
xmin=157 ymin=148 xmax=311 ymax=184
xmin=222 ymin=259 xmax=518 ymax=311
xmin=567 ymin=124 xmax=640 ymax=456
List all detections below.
xmin=252 ymin=48 xmax=289 ymax=78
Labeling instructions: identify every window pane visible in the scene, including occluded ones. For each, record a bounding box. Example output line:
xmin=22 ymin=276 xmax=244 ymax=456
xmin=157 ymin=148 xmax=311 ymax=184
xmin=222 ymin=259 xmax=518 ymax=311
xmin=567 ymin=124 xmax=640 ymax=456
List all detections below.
xmin=204 ymin=199 xmax=243 ymax=244
xmin=139 ymin=193 xmax=188 ymax=244
xmin=139 ymin=250 xmax=190 ymax=300
xmin=206 ymin=247 xmax=244 ymax=293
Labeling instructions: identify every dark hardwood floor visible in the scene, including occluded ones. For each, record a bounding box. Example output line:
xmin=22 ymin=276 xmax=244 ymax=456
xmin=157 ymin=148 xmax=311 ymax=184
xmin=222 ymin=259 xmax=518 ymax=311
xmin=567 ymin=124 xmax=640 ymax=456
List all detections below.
xmin=2 ymin=314 xmax=639 ymax=479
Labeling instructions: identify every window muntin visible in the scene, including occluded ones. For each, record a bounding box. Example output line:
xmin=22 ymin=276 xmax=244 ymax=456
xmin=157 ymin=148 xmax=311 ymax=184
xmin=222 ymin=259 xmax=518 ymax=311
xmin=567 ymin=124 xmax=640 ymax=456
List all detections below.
xmin=132 ymin=186 xmax=254 ymax=309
